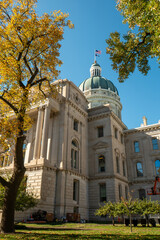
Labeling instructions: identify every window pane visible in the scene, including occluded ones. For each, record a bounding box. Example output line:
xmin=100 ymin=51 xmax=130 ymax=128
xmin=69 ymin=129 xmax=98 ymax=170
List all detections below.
xmin=115 ymin=128 xmax=118 ymax=139
xmin=125 ymin=186 xmax=128 ymax=200
xmin=139 ymin=189 xmax=146 ymax=200
xmin=119 ymin=184 xmax=122 ymax=201
xmin=74 ymin=150 xmax=78 ymax=169
xmin=100 ymin=184 xmax=106 ymax=202
xmin=123 ymin=161 xmax=126 ymax=176
xmin=155 ymin=160 xmax=160 ymax=175
xmin=98 ymin=127 xmax=103 ymax=138
xmin=152 ymin=138 xmax=158 ymax=150
xmin=136 ymin=162 xmax=143 ymax=177
xmin=121 ymin=134 xmax=123 ymax=144
xmin=99 ymin=155 xmax=105 ymax=172
xmin=73 ymin=180 xmax=79 ymax=202
xmin=134 ymin=141 xmax=140 ymax=152
xmin=71 ymin=149 xmax=74 ymax=168
xmin=116 ymin=157 xmax=119 ymax=173
xmin=72 ymin=140 xmax=77 ymax=147
xmin=74 ymin=120 xmax=78 ymax=131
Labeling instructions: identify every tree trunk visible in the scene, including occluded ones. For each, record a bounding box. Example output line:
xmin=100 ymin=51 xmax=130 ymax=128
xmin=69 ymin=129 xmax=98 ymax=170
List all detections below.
xmin=112 ymin=216 xmax=115 ymax=226
xmin=145 ymin=214 xmax=149 ymax=227
xmin=130 ymin=214 xmax=132 ymax=232
xmin=1 ymin=123 xmax=26 ymax=233
xmin=1 ymin=170 xmax=25 ymax=233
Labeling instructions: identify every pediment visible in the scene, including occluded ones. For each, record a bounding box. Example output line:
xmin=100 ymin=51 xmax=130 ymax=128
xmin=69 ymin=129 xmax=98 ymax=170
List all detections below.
xmin=93 ymin=141 xmax=108 ymax=149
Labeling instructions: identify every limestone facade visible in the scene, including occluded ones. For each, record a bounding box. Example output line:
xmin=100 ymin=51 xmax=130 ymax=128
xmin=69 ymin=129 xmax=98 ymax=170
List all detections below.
xmin=1 ymin=63 xmax=160 ymax=222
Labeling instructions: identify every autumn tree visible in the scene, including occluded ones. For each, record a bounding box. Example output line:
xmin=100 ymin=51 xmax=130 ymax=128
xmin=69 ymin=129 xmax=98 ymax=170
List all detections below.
xmin=106 ymin=0 xmax=160 ymax=82
xmin=0 ymin=0 xmax=73 ymax=233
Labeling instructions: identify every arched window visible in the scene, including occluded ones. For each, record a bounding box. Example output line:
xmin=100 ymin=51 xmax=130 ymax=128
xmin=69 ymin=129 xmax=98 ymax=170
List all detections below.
xmin=71 ymin=140 xmax=79 ymax=170
xmin=155 ymin=160 xmax=160 ymax=175
xmin=136 ymin=162 xmax=143 ymax=177
xmin=98 ymin=155 xmax=105 ymax=172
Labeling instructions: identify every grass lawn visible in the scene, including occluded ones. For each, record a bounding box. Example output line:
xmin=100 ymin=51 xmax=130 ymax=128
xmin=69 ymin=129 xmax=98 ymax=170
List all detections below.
xmin=0 ymin=223 xmax=160 ymax=240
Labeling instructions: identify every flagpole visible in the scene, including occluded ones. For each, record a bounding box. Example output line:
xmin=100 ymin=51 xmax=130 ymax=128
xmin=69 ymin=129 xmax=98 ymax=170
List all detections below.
xmin=94 ymin=49 xmax=96 ymax=63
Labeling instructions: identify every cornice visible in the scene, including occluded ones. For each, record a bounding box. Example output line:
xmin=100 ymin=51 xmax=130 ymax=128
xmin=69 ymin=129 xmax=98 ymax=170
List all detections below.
xmin=26 ymin=164 xmax=88 ymax=180
xmin=65 ymin=99 xmax=88 ymax=118
xmin=89 ymin=174 xmax=128 ymax=183
xmin=129 ymin=178 xmax=155 ymax=185
xmin=124 ymin=124 xmax=160 ymax=136
xmin=111 ymin=112 xmax=128 ymax=130
xmin=88 ymin=112 xmax=110 ymax=122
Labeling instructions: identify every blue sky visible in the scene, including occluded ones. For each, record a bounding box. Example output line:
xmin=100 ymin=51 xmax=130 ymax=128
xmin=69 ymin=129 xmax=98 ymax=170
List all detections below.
xmin=37 ymin=0 xmax=160 ymax=129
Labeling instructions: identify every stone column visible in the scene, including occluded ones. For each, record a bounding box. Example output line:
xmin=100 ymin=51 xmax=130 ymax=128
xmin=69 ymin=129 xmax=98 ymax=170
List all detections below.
xmin=40 ymin=106 xmax=51 ymax=159
xmin=24 ymin=128 xmax=33 ymax=164
xmin=46 ymin=113 xmax=53 ymax=161
xmin=33 ymin=107 xmax=44 ymax=160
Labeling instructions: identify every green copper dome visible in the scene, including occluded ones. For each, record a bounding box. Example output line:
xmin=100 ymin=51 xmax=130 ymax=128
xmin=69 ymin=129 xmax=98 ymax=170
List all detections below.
xmin=79 ymin=61 xmax=119 ymax=95
xmin=79 ymin=76 xmax=119 ymax=95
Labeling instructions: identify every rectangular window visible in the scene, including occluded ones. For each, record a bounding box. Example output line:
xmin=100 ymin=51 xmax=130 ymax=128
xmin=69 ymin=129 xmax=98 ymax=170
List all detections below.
xmin=125 ymin=186 xmax=128 ymax=200
xmin=98 ymin=126 xmax=104 ymax=138
xmin=152 ymin=138 xmax=158 ymax=150
xmin=115 ymin=128 xmax=118 ymax=139
xmin=134 ymin=141 xmax=140 ymax=153
xmin=73 ymin=180 xmax=79 ymax=202
xmin=136 ymin=162 xmax=143 ymax=177
xmin=121 ymin=133 xmax=124 ymax=144
xmin=99 ymin=183 xmax=106 ymax=202
xmin=73 ymin=206 xmax=79 ymax=214
xmin=118 ymin=184 xmax=122 ymax=201
xmin=139 ymin=189 xmax=146 ymax=200
xmin=116 ymin=157 xmax=120 ymax=173
xmin=123 ymin=161 xmax=126 ymax=176
xmin=74 ymin=119 xmax=78 ymax=131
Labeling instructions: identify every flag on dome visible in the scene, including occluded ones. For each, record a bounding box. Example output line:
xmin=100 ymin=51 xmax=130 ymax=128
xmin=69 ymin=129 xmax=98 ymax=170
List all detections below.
xmin=95 ymin=50 xmax=101 ymax=57
xmin=95 ymin=50 xmax=101 ymax=54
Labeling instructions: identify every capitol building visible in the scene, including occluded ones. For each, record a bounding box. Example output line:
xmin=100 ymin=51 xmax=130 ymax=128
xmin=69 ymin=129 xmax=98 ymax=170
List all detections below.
xmin=2 ymin=61 xmax=160 ymax=221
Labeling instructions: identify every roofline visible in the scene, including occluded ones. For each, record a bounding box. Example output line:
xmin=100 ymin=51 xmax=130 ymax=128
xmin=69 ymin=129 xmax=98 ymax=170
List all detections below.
xmin=53 ymin=78 xmax=88 ymax=103
xmin=124 ymin=122 xmax=160 ymax=134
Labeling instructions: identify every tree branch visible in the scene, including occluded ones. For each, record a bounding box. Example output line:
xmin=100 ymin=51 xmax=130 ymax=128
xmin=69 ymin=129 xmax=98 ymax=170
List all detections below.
xmin=125 ymin=32 xmax=151 ymax=64
xmin=27 ymin=61 xmax=39 ymax=86
xmin=0 ymin=5 xmax=11 ymax=21
xmin=30 ymin=77 xmax=47 ymax=87
xmin=28 ymin=46 xmax=50 ymax=62
xmin=23 ymin=56 xmax=33 ymax=75
xmin=0 ymin=176 xmax=10 ymax=188
xmin=39 ymin=83 xmax=46 ymax=98
xmin=0 ymin=94 xmax=18 ymax=114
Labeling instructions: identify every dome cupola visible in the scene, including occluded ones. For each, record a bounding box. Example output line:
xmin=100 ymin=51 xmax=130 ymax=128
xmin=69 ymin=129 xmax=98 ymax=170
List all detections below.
xmin=79 ymin=61 xmax=122 ymax=119
xmin=90 ymin=61 xmax=101 ymax=77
